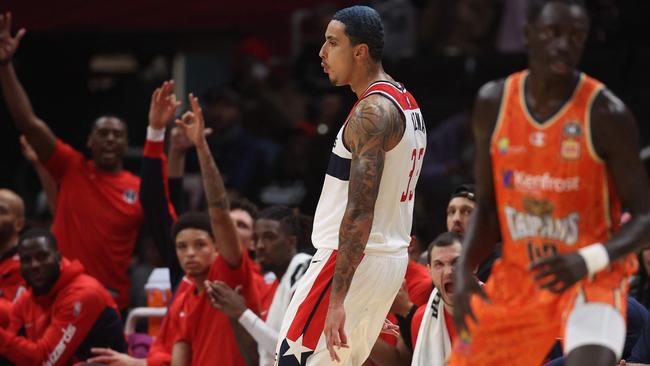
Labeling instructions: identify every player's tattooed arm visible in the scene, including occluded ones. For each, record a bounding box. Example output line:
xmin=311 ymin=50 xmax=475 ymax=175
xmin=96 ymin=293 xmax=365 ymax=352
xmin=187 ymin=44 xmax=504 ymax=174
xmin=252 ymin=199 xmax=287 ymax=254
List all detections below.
xmin=0 ymin=12 xmax=56 ymax=161
xmin=331 ymin=94 xmax=404 ymax=304
xmin=176 ymin=95 xmax=242 ymax=267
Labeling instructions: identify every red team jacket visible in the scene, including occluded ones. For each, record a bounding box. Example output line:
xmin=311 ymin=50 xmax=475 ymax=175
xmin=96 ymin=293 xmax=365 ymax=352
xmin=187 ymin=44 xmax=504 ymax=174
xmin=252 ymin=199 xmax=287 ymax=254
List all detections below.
xmin=0 ymin=246 xmax=25 ymax=328
xmin=0 ymin=246 xmax=25 ymax=305
xmin=0 ymin=259 xmax=125 ymax=365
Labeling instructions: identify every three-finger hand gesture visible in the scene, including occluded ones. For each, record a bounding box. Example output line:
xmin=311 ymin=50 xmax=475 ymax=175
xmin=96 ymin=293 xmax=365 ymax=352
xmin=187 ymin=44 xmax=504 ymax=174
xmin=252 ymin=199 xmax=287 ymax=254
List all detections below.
xmin=0 ymin=13 xmax=25 ymax=65
xmin=175 ymin=94 xmax=206 ymax=147
xmin=148 ymin=80 xmax=180 ymax=129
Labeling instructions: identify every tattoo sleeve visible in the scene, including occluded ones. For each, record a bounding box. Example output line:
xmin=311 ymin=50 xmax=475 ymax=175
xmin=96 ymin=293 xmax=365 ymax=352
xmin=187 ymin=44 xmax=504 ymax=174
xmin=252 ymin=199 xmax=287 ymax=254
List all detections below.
xmin=330 ymin=95 xmax=405 ymax=304
xmin=196 ymin=141 xmax=242 ymax=266
xmin=196 ymin=142 xmax=229 ymax=211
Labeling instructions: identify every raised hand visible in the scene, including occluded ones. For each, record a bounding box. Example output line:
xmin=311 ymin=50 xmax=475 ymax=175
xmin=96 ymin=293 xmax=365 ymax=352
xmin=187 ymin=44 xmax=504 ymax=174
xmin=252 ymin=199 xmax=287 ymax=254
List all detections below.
xmin=148 ymin=80 xmax=180 ymax=129
xmin=0 ymin=13 xmax=26 ymax=65
xmin=169 ymin=125 xmax=212 ymax=154
xmin=175 ymin=94 xmax=207 ymax=147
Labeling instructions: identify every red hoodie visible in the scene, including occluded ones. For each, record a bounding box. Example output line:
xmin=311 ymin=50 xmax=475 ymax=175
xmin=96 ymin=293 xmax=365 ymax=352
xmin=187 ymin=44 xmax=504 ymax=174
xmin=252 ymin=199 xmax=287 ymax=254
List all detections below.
xmin=0 ymin=246 xmax=26 ymax=304
xmin=0 ymin=259 xmax=124 ymax=365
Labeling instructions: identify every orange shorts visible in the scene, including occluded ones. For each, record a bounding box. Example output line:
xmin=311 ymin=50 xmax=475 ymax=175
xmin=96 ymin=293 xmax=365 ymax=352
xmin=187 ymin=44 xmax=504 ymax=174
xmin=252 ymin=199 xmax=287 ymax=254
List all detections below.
xmin=449 ymin=255 xmax=636 ymax=366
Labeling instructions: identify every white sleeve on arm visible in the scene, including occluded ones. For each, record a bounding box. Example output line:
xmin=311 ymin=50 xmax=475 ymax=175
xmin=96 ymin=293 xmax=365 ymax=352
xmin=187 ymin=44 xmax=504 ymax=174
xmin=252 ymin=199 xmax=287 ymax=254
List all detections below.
xmin=238 ymin=309 xmax=278 ymax=353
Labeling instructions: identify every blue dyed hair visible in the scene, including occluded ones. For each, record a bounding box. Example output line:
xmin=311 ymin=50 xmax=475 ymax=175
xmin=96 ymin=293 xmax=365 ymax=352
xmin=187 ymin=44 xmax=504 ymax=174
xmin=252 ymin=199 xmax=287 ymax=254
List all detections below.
xmin=332 ymin=5 xmax=384 ymax=62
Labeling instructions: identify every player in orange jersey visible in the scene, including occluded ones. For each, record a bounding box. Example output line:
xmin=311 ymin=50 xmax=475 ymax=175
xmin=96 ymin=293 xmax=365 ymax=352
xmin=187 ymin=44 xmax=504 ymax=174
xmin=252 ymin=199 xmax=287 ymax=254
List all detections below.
xmin=451 ymin=1 xmax=650 ymax=365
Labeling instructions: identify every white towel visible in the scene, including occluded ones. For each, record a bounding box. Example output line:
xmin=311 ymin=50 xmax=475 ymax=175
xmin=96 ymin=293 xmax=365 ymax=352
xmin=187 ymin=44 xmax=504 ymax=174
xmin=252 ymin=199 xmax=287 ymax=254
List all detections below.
xmin=411 ymin=288 xmax=451 ymax=366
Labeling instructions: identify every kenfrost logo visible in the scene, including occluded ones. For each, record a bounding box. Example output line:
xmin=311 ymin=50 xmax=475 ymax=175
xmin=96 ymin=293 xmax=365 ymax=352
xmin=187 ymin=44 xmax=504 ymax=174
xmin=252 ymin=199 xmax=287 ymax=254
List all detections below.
xmin=502 ymin=170 xmax=580 ymax=193
xmin=43 ymin=324 xmax=76 ymax=366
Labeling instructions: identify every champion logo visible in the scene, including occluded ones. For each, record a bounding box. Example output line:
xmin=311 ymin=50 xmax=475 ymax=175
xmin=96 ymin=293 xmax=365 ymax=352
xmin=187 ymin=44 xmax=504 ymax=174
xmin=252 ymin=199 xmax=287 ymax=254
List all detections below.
xmin=529 ymin=132 xmax=546 ymax=147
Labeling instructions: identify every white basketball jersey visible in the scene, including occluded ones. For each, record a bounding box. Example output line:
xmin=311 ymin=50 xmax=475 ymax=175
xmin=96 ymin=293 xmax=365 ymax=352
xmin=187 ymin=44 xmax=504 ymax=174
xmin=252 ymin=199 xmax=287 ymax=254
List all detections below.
xmin=312 ymin=81 xmax=427 ymax=254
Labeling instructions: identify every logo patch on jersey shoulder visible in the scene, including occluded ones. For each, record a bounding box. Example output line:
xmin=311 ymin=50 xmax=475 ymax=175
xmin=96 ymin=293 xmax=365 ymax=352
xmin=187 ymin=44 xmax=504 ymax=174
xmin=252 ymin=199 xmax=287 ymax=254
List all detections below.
xmin=561 ymin=139 xmax=581 ymax=160
xmin=563 ymin=122 xmax=582 ymax=137
xmin=123 ymin=189 xmax=138 ymax=204
xmin=497 ymin=137 xmax=525 ymax=155
xmin=498 ymin=137 xmax=510 ymax=155
xmin=73 ymin=301 xmax=82 ymax=317
xmin=529 ymin=131 xmax=546 ymax=147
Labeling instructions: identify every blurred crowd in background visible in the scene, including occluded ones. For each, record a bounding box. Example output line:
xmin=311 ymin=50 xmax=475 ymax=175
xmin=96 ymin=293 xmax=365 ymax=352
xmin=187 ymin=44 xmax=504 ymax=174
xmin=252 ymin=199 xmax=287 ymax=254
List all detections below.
xmin=1 ymin=0 xmax=649 ymax=310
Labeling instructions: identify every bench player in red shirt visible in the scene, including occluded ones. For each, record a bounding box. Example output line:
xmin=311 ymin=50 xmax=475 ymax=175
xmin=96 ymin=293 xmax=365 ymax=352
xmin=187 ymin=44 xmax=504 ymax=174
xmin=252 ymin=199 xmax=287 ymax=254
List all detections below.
xmin=452 ymin=1 xmax=650 ymax=365
xmin=0 ymin=13 xmax=143 ymax=310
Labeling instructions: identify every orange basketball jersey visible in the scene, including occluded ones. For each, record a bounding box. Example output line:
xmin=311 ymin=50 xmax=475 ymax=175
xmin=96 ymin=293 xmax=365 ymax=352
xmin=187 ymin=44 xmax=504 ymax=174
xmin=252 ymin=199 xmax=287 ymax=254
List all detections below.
xmin=491 ymin=70 xmax=620 ymax=269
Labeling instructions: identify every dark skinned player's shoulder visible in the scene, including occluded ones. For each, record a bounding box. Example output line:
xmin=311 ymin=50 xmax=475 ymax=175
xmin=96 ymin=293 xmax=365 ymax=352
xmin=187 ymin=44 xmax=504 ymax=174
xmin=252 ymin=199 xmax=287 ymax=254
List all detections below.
xmin=472 ymin=78 xmax=507 ymax=137
xmin=589 ymin=87 xmax=638 ymax=161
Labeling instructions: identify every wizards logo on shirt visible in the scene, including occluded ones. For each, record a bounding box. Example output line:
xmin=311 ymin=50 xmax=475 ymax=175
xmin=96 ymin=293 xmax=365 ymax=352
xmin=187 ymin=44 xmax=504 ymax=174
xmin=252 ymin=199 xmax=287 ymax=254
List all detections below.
xmin=122 ymin=189 xmax=138 ymax=204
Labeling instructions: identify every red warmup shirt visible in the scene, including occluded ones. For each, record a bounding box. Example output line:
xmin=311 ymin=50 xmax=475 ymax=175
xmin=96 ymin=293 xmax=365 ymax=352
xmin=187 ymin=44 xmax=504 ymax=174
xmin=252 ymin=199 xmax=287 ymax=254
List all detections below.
xmin=180 ymin=251 xmax=260 ymax=366
xmin=147 ymin=277 xmax=197 ymax=366
xmin=44 ymin=140 xmax=144 ymax=309
xmin=0 ymin=299 xmax=10 ymax=328
xmin=0 ymin=246 xmax=25 ymax=304
xmin=0 ymin=259 xmax=121 ymax=365
xmin=405 ymin=260 xmax=433 ymax=306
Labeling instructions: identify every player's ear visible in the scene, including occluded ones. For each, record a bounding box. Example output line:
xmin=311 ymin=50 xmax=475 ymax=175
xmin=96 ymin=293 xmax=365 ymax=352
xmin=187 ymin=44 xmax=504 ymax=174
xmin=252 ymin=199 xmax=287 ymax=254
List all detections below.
xmin=354 ymin=43 xmax=369 ymax=60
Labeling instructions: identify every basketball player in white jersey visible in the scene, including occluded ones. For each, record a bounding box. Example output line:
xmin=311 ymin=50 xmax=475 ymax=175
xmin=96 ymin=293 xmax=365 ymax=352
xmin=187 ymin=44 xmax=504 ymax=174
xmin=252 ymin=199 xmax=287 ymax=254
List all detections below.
xmin=275 ymin=5 xmax=427 ymax=365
